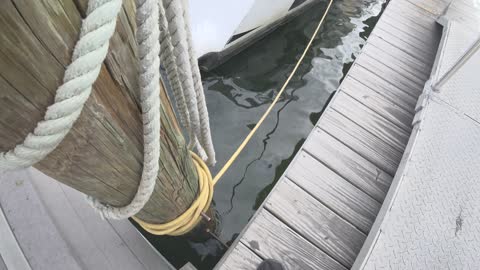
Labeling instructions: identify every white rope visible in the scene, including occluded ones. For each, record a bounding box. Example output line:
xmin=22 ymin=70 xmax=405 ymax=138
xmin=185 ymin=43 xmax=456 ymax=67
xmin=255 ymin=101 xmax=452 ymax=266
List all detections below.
xmin=158 ymin=0 xmax=201 ymax=155
xmin=87 ymin=0 xmax=161 ymax=219
xmin=162 ymin=0 xmax=215 ymax=164
xmin=182 ymin=2 xmax=216 ymax=165
xmin=0 ymin=0 xmax=215 ymax=220
xmin=0 ymin=0 xmax=123 ymax=171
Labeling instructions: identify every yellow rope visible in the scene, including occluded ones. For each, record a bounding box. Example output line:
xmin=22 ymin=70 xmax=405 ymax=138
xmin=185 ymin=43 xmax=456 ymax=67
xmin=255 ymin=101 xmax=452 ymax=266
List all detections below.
xmin=134 ymin=0 xmax=333 ymax=235
xmin=132 ymin=152 xmax=213 ymax=236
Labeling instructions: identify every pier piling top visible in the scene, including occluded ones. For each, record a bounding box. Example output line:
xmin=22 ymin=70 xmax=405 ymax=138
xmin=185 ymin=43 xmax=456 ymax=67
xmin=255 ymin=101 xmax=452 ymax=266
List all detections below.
xmin=0 ymin=0 xmax=198 ymax=224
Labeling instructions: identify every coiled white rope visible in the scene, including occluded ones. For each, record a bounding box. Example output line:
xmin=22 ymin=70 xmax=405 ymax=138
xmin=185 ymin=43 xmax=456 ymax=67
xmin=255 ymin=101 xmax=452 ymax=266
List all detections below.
xmin=182 ymin=1 xmax=216 ymax=166
xmin=0 ymin=0 xmax=123 ymax=171
xmin=87 ymin=0 xmax=161 ymax=219
xmin=162 ymin=0 xmax=216 ymax=164
xmin=0 ymin=0 xmax=215 ymax=220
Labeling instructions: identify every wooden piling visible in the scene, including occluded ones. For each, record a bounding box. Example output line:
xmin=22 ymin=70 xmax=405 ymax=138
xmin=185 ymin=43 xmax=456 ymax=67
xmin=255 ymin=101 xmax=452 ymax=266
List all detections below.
xmin=0 ymin=0 xmax=199 ymax=224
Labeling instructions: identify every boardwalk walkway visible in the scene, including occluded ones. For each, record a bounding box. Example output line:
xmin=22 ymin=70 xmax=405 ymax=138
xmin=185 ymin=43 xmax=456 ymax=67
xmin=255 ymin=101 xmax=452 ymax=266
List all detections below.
xmin=217 ymin=0 xmax=449 ymax=269
xmin=354 ymin=0 xmax=480 ymax=268
xmin=0 ymin=168 xmax=174 ymax=270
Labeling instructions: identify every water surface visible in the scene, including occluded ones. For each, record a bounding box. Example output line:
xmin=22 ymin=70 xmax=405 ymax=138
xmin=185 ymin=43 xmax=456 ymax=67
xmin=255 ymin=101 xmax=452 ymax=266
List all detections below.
xmin=138 ymin=1 xmax=386 ymax=268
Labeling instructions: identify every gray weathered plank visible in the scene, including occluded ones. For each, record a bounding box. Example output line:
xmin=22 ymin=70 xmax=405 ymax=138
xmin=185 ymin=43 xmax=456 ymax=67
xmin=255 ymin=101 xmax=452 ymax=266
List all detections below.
xmin=0 ymin=170 xmax=82 ymax=270
xmin=319 ymin=110 xmax=402 ymax=176
xmin=347 ymin=64 xmax=417 ymax=110
xmin=379 ymin=14 xmax=438 ymax=48
xmin=0 ymin=255 xmax=6 ymax=270
xmin=304 ymin=128 xmax=392 ymax=203
xmin=366 ymin=35 xmax=432 ymax=78
xmin=218 ymin=0 xmax=444 ymax=268
xmin=340 ymin=77 xmax=413 ymax=132
xmin=265 ymin=179 xmax=366 ymax=267
xmin=286 ymin=152 xmax=381 ymax=233
xmin=371 ymin=28 xmax=437 ymax=64
xmin=240 ymin=210 xmax=347 ymax=270
xmin=361 ymin=44 xmax=428 ymax=86
xmin=355 ymin=53 xmax=424 ymax=97
xmin=391 ymin=0 xmax=439 ymax=20
xmin=220 ymin=243 xmax=262 ymax=270
xmin=331 ymin=92 xmax=409 ymax=153
xmin=0 ymin=203 xmax=31 ymax=270
xmin=405 ymin=0 xmax=451 ymax=16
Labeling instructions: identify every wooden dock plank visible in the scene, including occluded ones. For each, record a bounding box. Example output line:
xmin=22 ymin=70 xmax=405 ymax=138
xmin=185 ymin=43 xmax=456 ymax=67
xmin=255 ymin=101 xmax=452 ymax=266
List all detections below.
xmin=371 ymin=28 xmax=436 ymax=64
xmin=405 ymin=0 xmax=451 ymax=16
xmin=331 ymin=92 xmax=410 ymax=152
xmin=390 ymin=0 xmax=438 ymax=21
xmin=347 ymin=64 xmax=417 ymax=110
xmin=355 ymin=53 xmax=424 ymax=97
xmin=332 ymin=91 xmax=409 ymax=152
xmin=366 ymin=35 xmax=432 ymax=78
xmin=361 ymin=44 xmax=428 ymax=86
xmin=304 ymin=128 xmax=393 ymax=203
xmin=0 ymin=255 xmax=6 ymax=270
xmin=265 ymin=179 xmax=366 ymax=267
xmin=319 ymin=110 xmax=402 ymax=176
xmin=379 ymin=14 xmax=438 ymax=48
xmin=376 ymin=7 xmax=439 ymax=46
xmin=286 ymin=152 xmax=381 ymax=233
xmin=220 ymin=243 xmax=262 ymax=270
xmin=240 ymin=210 xmax=347 ymax=270
xmin=217 ymin=0 xmax=442 ymax=268
xmin=340 ymin=76 xmax=414 ymax=132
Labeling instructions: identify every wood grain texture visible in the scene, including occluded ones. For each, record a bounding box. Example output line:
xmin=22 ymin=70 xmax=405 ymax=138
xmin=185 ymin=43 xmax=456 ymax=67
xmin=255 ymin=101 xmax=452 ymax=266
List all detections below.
xmin=304 ymin=128 xmax=392 ymax=203
xmin=0 ymin=0 xmax=198 ymax=223
xmin=241 ymin=210 xmax=347 ymax=270
xmin=355 ymin=53 xmax=424 ymax=98
xmin=265 ymin=179 xmax=366 ymax=267
xmin=319 ymin=110 xmax=402 ymax=176
xmin=365 ymin=35 xmax=432 ymax=78
xmin=340 ymin=76 xmax=413 ymax=132
xmin=404 ymin=0 xmax=451 ymax=16
xmin=378 ymin=14 xmax=438 ymax=49
xmin=0 ymin=255 xmax=6 ymax=270
xmin=390 ymin=0 xmax=438 ymax=21
xmin=347 ymin=64 xmax=417 ymax=110
xmin=287 ymin=151 xmax=381 ymax=233
xmin=219 ymin=243 xmax=262 ymax=270
xmin=217 ymin=0 xmax=444 ymax=268
xmin=361 ymin=44 xmax=427 ymax=86
xmin=371 ymin=28 xmax=438 ymax=64
xmin=331 ymin=92 xmax=409 ymax=153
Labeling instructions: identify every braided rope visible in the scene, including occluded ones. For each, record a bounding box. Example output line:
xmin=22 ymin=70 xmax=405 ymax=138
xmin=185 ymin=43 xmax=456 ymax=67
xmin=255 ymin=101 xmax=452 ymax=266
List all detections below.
xmin=87 ymin=0 xmax=161 ymax=219
xmin=158 ymin=0 xmax=204 ymax=158
xmin=182 ymin=2 xmax=216 ymax=165
xmin=1 ymin=0 xmax=216 ymax=222
xmin=163 ymin=0 xmax=206 ymax=155
xmin=0 ymin=0 xmax=123 ymax=171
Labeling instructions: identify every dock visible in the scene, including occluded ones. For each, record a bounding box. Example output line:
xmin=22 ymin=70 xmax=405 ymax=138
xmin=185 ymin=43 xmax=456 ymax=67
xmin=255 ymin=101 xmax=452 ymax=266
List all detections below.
xmin=354 ymin=0 xmax=480 ymax=268
xmin=217 ymin=0 xmax=454 ymax=269
xmin=0 ymin=168 xmax=174 ymax=270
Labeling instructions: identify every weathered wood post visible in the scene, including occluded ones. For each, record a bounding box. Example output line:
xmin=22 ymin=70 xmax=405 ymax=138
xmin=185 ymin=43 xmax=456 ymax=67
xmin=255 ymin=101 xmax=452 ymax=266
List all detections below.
xmin=0 ymin=0 xmax=200 ymax=224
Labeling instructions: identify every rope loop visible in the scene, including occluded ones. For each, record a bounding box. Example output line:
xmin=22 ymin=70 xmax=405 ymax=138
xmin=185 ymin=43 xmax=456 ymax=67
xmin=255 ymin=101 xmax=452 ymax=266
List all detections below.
xmin=133 ymin=152 xmax=213 ymax=236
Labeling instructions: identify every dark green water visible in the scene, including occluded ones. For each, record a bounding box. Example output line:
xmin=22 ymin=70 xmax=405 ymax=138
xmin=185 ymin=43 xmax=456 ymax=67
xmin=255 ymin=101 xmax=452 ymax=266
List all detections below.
xmin=137 ymin=0 xmax=386 ymax=268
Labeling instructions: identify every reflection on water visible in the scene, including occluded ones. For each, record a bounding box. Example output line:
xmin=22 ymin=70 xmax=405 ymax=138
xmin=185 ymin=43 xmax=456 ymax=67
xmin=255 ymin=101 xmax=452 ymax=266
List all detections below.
xmin=141 ymin=0 xmax=386 ymax=269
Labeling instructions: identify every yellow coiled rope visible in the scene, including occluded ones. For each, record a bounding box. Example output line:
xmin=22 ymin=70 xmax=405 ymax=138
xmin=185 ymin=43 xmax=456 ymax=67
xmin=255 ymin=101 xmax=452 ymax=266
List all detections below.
xmin=133 ymin=0 xmax=333 ymax=236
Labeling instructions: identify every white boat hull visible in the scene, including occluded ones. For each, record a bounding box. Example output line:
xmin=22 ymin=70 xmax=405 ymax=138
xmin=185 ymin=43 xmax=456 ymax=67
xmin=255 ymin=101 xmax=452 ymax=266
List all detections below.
xmin=189 ymin=0 xmax=319 ymax=70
